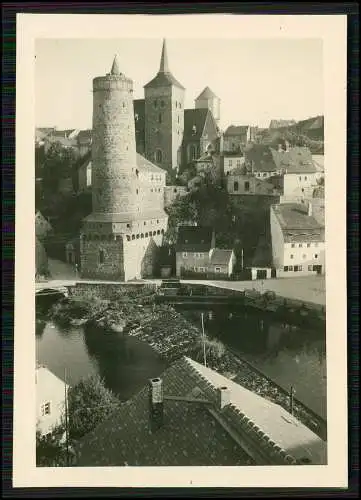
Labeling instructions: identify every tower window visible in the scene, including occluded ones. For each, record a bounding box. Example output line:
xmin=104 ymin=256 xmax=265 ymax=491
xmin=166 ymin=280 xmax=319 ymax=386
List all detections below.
xmin=158 ymin=113 xmax=162 ymax=124
xmin=99 ymin=250 xmax=105 ymax=264
xmin=155 ymin=149 xmax=163 ymax=163
xmin=190 ymin=145 xmax=197 ymax=161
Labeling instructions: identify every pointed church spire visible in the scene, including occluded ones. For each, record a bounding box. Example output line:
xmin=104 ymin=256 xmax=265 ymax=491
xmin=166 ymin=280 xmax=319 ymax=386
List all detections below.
xmin=159 ymin=39 xmax=170 ymax=73
xmin=110 ymin=54 xmax=121 ymax=75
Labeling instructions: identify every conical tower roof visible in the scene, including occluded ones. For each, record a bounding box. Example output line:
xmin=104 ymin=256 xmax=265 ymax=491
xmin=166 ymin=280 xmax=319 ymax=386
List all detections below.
xmin=159 ymin=39 xmax=170 ymax=73
xmin=196 ymin=86 xmax=217 ymax=100
xmin=144 ymin=39 xmax=185 ymax=90
xmin=110 ymin=54 xmax=121 ymax=75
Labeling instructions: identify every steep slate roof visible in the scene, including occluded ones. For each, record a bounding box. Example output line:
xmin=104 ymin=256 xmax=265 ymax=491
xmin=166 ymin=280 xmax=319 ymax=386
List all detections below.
xmin=136 ymin=153 xmax=166 ymax=174
xmin=176 ymin=226 xmax=214 ymax=252
xmin=210 ymin=249 xmax=234 ymax=266
xmin=196 ymin=86 xmax=217 ymax=100
xmin=75 ymin=356 xmax=326 ymax=467
xmin=245 ymin=145 xmax=278 ymax=173
xmin=272 ymin=203 xmax=325 ymax=243
xmin=224 ymin=125 xmax=250 ymax=137
xmin=144 ymin=39 xmax=185 ymax=90
xmin=183 ymin=108 xmax=209 ymax=141
xmin=270 ymin=147 xmax=316 ymax=174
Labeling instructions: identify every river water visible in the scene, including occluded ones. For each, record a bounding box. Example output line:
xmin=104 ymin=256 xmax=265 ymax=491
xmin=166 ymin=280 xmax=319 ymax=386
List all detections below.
xmin=36 ymin=299 xmax=327 ymax=419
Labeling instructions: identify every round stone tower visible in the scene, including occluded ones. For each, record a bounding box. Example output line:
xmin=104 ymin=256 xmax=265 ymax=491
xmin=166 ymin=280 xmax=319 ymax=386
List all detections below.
xmin=92 ymin=55 xmax=138 ymax=215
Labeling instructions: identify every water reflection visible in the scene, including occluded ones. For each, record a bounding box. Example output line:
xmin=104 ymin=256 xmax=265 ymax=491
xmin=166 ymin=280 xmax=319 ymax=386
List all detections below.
xmin=182 ymin=309 xmax=327 ymax=420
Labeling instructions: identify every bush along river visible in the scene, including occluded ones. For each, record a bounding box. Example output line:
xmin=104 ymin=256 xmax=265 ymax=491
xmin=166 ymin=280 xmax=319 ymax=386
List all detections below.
xmin=36 ymin=285 xmax=327 ymax=440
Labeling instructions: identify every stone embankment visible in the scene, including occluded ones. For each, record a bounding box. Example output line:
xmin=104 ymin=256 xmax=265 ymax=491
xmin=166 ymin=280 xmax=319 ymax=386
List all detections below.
xmin=49 ymin=283 xmax=327 ymax=441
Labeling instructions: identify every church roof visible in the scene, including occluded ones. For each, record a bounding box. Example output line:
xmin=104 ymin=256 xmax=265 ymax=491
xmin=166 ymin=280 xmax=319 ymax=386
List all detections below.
xmin=196 ymin=86 xmax=217 ymax=100
xmin=144 ymin=39 xmax=185 ymax=90
xmin=183 ymin=108 xmax=210 ymax=141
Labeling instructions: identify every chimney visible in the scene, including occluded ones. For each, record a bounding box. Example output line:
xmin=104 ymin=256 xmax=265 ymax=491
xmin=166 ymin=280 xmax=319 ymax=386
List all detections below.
xmin=308 ymin=201 xmax=313 ymax=217
xmin=217 ymin=386 xmax=231 ymax=409
xmin=149 ymin=377 xmax=164 ymax=431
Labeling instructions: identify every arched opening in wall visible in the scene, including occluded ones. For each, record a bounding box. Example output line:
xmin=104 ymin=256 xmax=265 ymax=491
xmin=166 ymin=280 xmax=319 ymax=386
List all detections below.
xmin=126 ymin=235 xmax=131 ymax=241
xmin=141 ymin=233 xmax=144 ymax=238
xmin=155 ymin=149 xmax=163 ymax=164
xmin=161 ymin=229 xmax=164 ymax=234
xmin=153 ymin=231 xmax=156 ymax=236
xmin=188 ymin=144 xmax=197 ymax=162
xmin=99 ymin=250 xmax=105 ymax=264
xmin=145 ymin=232 xmax=148 ymax=237
xmin=136 ymin=234 xmax=140 ymax=239
xmin=132 ymin=235 xmax=135 ymax=240
xmin=157 ymin=230 xmax=160 ymax=235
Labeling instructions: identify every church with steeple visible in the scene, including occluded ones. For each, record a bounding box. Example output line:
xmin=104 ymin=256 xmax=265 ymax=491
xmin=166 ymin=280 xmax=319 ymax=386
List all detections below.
xmin=134 ymin=39 xmax=221 ymax=172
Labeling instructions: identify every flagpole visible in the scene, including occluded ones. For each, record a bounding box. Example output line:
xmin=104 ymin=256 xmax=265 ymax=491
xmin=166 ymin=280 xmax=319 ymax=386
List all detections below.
xmin=201 ymin=312 xmax=207 ymax=367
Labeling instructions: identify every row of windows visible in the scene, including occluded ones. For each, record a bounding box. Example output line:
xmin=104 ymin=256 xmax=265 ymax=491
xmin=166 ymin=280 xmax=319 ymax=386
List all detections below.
xmin=83 ymin=229 xmax=165 ymax=242
xmin=228 ymin=160 xmax=242 ymax=167
xmin=299 ymin=176 xmax=309 ymax=181
xmin=232 ymin=181 xmax=250 ymax=192
xmin=291 ymin=242 xmax=319 ymax=248
xmin=284 ymin=265 xmax=320 ymax=272
xmin=289 ymin=253 xmax=319 ymax=260
xmin=154 ymin=100 xmax=166 ymax=109
xmin=182 ymin=252 xmax=205 ymax=258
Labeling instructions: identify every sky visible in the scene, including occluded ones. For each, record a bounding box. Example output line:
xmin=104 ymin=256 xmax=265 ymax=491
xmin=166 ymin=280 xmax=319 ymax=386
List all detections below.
xmin=35 ymin=38 xmax=323 ymax=131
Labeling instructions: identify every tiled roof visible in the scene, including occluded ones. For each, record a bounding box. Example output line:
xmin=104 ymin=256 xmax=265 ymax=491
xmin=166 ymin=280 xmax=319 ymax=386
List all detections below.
xmin=196 ymin=86 xmax=217 ymax=100
xmin=210 ymin=249 xmax=233 ymax=265
xmin=75 ymin=357 xmax=326 ymax=466
xmin=44 ymin=135 xmax=78 ymax=149
xmin=176 ymin=226 xmax=214 ymax=252
xmin=136 ymin=153 xmax=166 ymax=174
xmin=245 ymin=145 xmax=278 ymax=173
xmin=224 ymin=125 xmax=249 ymax=137
xmin=183 ymin=108 xmax=209 ymax=141
xmin=77 ymin=129 xmax=92 ymax=144
xmin=270 ymin=147 xmax=316 ymax=174
xmin=272 ymin=203 xmax=324 ymax=243
xmin=269 ymin=119 xmax=296 ymax=129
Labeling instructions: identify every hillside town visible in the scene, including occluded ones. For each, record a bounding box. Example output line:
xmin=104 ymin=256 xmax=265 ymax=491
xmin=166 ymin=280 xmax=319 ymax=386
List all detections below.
xmin=35 ymin=39 xmax=326 ymax=468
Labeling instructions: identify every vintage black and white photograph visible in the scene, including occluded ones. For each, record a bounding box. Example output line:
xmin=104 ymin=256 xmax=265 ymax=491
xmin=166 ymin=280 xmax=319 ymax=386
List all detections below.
xmin=15 ymin=13 xmax=347 ymax=488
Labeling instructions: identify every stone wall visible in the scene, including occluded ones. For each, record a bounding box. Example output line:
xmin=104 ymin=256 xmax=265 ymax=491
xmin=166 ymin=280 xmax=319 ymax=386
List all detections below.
xmin=92 ymin=75 xmax=139 ymax=215
xmin=80 ymin=233 xmax=125 ymax=280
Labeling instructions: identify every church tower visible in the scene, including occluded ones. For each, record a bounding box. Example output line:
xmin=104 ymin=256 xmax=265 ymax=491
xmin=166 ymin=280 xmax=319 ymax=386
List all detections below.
xmin=80 ymin=55 xmax=168 ymax=281
xmin=144 ymin=39 xmax=185 ymax=172
xmin=195 ymin=87 xmax=221 ymax=129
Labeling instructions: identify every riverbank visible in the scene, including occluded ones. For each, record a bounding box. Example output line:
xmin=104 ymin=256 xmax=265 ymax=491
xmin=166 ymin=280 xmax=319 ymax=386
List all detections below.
xmin=48 ymin=289 xmax=327 ymax=440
